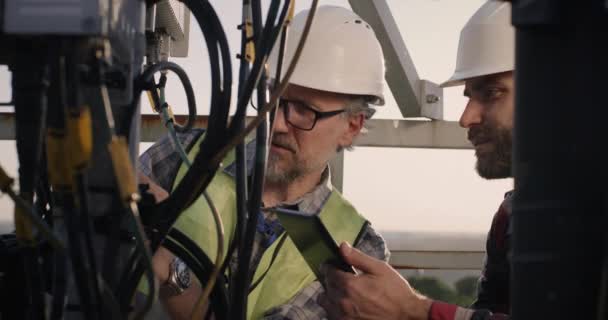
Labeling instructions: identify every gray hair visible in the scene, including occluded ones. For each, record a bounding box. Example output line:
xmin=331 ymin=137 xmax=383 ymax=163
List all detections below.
xmin=339 ymin=96 xmax=376 ymax=151
xmin=344 ymin=96 xmax=376 ymax=121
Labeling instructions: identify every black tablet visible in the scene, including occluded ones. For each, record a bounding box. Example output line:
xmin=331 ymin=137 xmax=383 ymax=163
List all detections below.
xmin=272 ymin=207 xmax=356 ymax=278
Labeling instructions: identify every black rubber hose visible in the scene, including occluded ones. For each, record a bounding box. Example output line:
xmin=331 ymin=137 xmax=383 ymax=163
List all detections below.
xmin=62 ymin=192 xmax=98 ymax=319
xmin=12 ymin=43 xmax=49 ymax=319
xmin=134 ymin=61 xmax=197 ymax=132
xmin=46 ymin=51 xmax=98 ymax=319
xmin=228 ymin=0 xmax=286 ymax=138
xmin=74 ymin=173 xmax=106 ymax=316
xmin=228 ymin=0 xmax=252 ymax=303
xmin=231 ymin=1 xmax=291 ymax=319
xmin=201 ymin=0 xmax=232 ymax=144
xmin=158 ymin=0 xmax=233 ymax=226
xmin=50 ymin=252 xmax=68 ymax=320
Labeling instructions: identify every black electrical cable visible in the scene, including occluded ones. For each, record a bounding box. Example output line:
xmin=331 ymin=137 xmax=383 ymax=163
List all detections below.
xmin=35 ymin=150 xmax=68 ymax=320
xmin=12 ymin=44 xmax=49 ymax=319
xmin=61 ymin=191 xmax=98 ymax=319
xmin=160 ymin=0 xmax=285 ymax=234
xmin=149 ymin=74 xmax=225 ymax=318
xmin=97 ymin=276 xmax=123 ymax=319
xmin=134 ymin=2 xmax=313 ymax=318
xmin=51 ymin=53 xmax=100 ymax=319
xmin=65 ymin=47 xmax=106 ymax=316
xmin=217 ymin=0 xmax=318 ymax=165
xmin=229 ymin=1 xmax=253 ymax=312
xmin=155 ymin=0 xmax=316 ymax=259
xmin=227 ymin=0 xmax=285 ymax=139
xmin=95 ymin=55 xmax=157 ymax=319
xmin=133 ymin=61 xmax=196 ymax=133
xmin=119 ymin=63 xmax=195 ymax=316
xmin=231 ymin=0 xmax=273 ymax=317
xmin=155 ymin=0 xmax=232 ymax=219
xmin=117 ymin=244 xmax=151 ymax=314
xmin=74 ymin=173 xmax=107 ymax=316
xmin=46 ymin=54 xmax=80 ymax=320
xmin=50 ymin=251 xmax=68 ymax=320
xmin=236 ymin=22 xmax=291 ymax=302
xmin=270 ymin=25 xmax=289 ymax=127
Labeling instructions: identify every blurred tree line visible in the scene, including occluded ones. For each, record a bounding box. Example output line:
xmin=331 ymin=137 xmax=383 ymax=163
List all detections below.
xmin=408 ymin=276 xmax=478 ymax=307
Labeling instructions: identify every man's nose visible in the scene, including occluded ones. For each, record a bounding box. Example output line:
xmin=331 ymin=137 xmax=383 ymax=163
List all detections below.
xmin=459 ymin=99 xmax=483 ymax=129
xmin=272 ymin=105 xmax=289 ymax=133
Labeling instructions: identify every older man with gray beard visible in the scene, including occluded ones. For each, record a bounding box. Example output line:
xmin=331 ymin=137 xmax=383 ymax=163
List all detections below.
xmin=138 ymin=6 xmax=390 ymax=320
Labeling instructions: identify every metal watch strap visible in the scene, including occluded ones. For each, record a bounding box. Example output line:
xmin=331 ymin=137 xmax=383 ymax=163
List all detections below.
xmin=160 ymin=257 xmax=191 ymax=297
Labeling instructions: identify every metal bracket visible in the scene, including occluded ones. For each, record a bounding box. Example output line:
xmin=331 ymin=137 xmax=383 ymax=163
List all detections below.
xmin=155 ymin=0 xmax=190 ymax=57
xmin=420 ymin=80 xmax=443 ymax=120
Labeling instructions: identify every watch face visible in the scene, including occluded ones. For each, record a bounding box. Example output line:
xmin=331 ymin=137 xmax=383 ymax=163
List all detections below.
xmin=175 ymin=259 xmax=191 ymax=289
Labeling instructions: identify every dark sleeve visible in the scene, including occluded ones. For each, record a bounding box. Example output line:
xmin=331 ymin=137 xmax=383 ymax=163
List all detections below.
xmin=138 ymin=129 xmax=204 ymax=191
xmin=429 ymin=197 xmax=512 ymax=320
xmin=429 ymin=301 xmax=509 ymax=320
xmin=471 ymin=197 xmax=512 ymax=314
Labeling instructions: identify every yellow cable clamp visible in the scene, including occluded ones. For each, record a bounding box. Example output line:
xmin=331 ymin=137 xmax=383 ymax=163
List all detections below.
xmin=245 ymin=19 xmax=256 ymax=62
xmin=108 ymin=136 xmax=138 ymax=203
xmin=287 ymin=0 xmax=296 ymax=24
xmin=47 ymin=128 xmax=73 ymax=189
xmin=164 ymin=105 xmax=175 ymax=124
xmin=67 ymin=106 xmax=93 ymax=170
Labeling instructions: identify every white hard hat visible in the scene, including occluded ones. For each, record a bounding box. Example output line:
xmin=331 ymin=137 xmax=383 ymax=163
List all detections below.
xmin=441 ymin=1 xmax=514 ymax=88
xmin=268 ymin=5 xmax=385 ymax=105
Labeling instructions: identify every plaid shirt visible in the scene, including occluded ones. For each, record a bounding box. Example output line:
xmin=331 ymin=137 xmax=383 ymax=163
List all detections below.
xmin=139 ymin=129 xmax=389 ymax=319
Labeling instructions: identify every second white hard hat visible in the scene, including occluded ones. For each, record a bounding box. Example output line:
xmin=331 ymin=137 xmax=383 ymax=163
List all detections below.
xmin=441 ymin=1 xmax=514 ymax=88
xmin=268 ymin=5 xmax=385 ymax=105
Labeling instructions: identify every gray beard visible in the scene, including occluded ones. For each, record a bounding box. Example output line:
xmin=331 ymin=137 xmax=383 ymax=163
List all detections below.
xmin=265 ymin=153 xmax=306 ymax=185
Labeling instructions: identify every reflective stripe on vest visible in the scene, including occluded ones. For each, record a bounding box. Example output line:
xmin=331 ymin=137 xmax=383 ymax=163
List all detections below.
xmin=171 ymin=135 xmax=367 ymax=319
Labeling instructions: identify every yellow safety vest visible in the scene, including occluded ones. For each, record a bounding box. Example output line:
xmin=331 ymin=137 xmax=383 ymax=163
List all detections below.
xmin=168 ymin=136 xmax=367 ymax=319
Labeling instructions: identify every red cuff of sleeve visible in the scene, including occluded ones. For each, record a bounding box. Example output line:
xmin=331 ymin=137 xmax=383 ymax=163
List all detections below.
xmin=429 ymin=301 xmax=458 ymax=320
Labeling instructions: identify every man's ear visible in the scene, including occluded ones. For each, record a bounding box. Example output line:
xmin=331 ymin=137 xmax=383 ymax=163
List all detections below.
xmin=338 ymin=114 xmax=365 ymax=148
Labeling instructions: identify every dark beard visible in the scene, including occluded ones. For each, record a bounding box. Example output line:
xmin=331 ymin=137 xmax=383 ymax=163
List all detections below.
xmin=469 ymin=124 xmax=512 ymax=179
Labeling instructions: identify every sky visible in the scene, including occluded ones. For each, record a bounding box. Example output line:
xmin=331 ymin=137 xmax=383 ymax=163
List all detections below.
xmin=0 ymin=0 xmax=512 ymax=236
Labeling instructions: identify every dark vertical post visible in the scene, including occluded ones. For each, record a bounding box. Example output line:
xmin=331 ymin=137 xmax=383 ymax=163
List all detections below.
xmin=511 ymin=1 xmax=608 ymax=319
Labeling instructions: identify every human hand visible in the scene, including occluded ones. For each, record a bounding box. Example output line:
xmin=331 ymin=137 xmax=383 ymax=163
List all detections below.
xmin=138 ymin=172 xmax=169 ymax=203
xmin=319 ymin=242 xmax=432 ymax=320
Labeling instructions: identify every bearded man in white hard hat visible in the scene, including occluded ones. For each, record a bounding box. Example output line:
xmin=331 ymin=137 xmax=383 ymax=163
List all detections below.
xmin=138 ymin=5 xmax=389 ymax=319
xmin=319 ymin=2 xmax=514 ymax=320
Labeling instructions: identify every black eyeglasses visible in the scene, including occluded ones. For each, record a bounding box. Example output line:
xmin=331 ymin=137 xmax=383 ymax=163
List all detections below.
xmin=278 ymin=98 xmax=346 ymax=131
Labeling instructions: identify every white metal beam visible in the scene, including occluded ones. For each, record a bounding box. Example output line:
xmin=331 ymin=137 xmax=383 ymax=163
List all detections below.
xmin=390 ymin=250 xmax=485 ymax=270
xmin=0 ymin=113 xmax=472 ymax=149
xmin=348 ymin=0 xmax=444 ymax=119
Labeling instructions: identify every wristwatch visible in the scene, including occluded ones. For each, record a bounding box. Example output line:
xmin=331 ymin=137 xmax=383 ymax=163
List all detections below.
xmin=160 ymin=257 xmax=192 ymax=297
